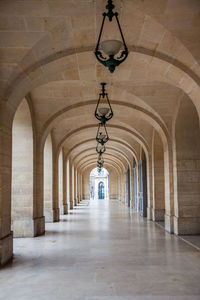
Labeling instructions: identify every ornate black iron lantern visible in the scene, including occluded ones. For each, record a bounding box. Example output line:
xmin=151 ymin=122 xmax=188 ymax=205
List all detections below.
xmin=98 ymin=166 xmax=102 ymax=174
xmin=97 ymin=157 xmax=104 ymax=167
xmin=95 ymin=82 xmax=113 ymax=124
xmin=96 ymin=142 xmax=106 ymax=156
xmin=96 ymin=123 xmax=109 ymax=145
xmin=97 ymin=154 xmax=104 ymax=170
xmin=94 ymin=0 xmax=128 ymax=73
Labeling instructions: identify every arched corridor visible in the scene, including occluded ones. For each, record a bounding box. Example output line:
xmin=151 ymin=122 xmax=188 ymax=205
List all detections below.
xmin=0 ymin=0 xmax=200 ymax=298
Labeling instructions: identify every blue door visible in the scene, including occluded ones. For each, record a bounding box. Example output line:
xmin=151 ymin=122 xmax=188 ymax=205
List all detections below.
xmin=98 ymin=181 xmax=105 ymax=199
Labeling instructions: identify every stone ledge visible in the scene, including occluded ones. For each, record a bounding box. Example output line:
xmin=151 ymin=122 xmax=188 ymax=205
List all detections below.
xmin=0 ymin=232 xmax=13 ymax=267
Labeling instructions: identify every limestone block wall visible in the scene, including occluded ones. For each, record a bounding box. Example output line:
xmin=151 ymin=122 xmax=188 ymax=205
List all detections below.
xmin=82 ymin=169 xmax=91 ymax=200
xmin=174 ymin=97 xmax=200 ymax=234
xmin=109 ymin=170 xmax=119 ymax=199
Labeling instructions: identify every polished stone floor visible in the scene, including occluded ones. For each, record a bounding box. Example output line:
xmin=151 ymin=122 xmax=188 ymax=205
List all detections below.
xmin=1 ymin=200 xmax=200 ymax=300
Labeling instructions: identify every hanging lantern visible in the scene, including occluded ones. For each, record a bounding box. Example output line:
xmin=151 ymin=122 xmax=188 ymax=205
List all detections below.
xmin=96 ymin=142 xmax=106 ymax=156
xmin=97 ymin=160 xmax=104 ymax=169
xmin=98 ymin=153 xmax=104 ymax=164
xmin=94 ymin=0 xmax=128 ymax=73
xmin=96 ymin=123 xmax=109 ymax=145
xmin=97 ymin=159 xmax=104 ymax=168
xmin=97 ymin=151 xmax=104 ymax=170
xmin=98 ymin=166 xmax=102 ymax=174
xmin=95 ymin=82 xmax=113 ymax=124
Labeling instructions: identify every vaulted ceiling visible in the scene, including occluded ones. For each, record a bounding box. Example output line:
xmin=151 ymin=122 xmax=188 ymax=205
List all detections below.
xmin=0 ymin=0 xmax=199 ymax=173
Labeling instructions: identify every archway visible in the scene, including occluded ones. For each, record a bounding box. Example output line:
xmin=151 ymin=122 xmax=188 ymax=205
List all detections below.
xmin=90 ymin=168 xmax=109 ymax=200
xmin=12 ymin=99 xmax=34 ymax=237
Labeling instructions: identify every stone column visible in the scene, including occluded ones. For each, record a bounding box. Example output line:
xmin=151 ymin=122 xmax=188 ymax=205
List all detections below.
xmin=62 ymin=156 xmax=68 ymax=214
xmin=129 ymin=167 xmax=134 ymax=208
xmin=164 ymin=144 xmax=174 ymax=233
xmin=80 ymin=173 xmax=83 ymax=201
xmin=76 ymin=171 xmax=79 ymax=204
xmin=52 ymin=154 xmax=60 ymax=222
xmin=0 ymin=106 xmax=13 ymax=266
xmin=147 ymin=153 xmax=153 ymax=220
xmin=33 ymin=145 xmax=45 ymax=233
xmin=76 ymin=169 xmax=78 ymax=204
xmin=51 ymin=132 xmax=60 ymax=222
xmin=73 ymin=167 xmax=77 ymax=206
xmin=122 ymin=172 xmax=126 ymax=204
xmin=69 ymin=159 xmax=74 ymax=209
xmin=43 ymin=134 xmax=54 ymax=222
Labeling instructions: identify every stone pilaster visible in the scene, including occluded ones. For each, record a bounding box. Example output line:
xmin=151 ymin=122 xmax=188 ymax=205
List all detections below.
xmin=147 ymin=207 xmax=152 ymax=220
xmin=165 ymin=213 xmax=174 ymax=233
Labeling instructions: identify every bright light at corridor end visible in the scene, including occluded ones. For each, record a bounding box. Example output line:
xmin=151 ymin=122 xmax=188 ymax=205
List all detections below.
xmin=90 ymin=168 xmax=109 ymax=200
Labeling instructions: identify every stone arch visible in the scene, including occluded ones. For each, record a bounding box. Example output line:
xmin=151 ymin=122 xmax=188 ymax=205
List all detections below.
xmin=77 ymin=153 xmax=126 ymax=173
xmin=82 ymin=163 xmax=121 ymax=201
xmin=4 ymin=10 xmax=200 ymax=117
xmin=73 ymin=147 xmax=131 ymax=170
xmin=81 ymin=162 xmax=121 ymax=177
xmin=39 ymin=100 xmax=168 ymax=152
xmin=64 ymin=138 xmax=139 ymax=164
xmin=12 ymin=98 xmax=34 ymax=237
xmin=74 ymin=147 xmax=131 ymax=204
xmin=80 ymin=157 xmax=125 ymax=201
